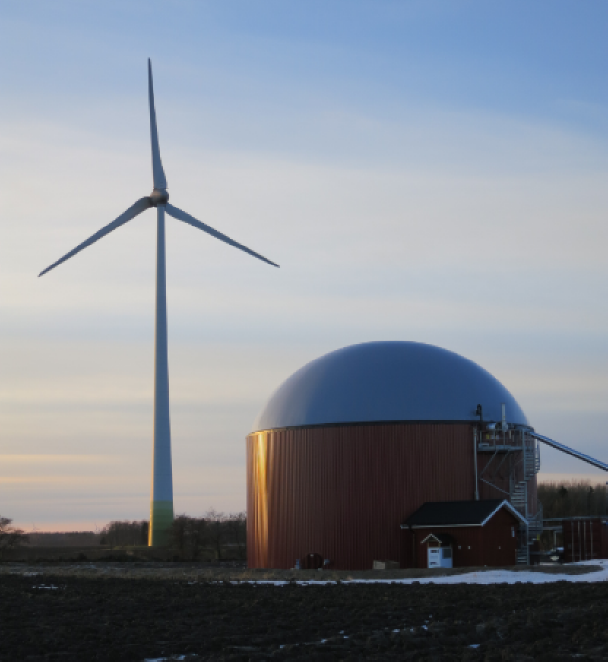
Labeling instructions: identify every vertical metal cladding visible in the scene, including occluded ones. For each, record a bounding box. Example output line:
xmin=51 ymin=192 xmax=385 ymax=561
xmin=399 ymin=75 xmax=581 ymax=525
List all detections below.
xmin=247 ymin=422 xmax=532 ymax=570
xmin=247 ymin=433 xmax=269 ymax=566
xmin=563 ymin=518 xmax=608 ymax=562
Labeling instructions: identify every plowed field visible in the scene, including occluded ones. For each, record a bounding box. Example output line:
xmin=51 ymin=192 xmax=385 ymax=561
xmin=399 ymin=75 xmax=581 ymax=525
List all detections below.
xmin=2 ymin=564 xmax=608 ymax=661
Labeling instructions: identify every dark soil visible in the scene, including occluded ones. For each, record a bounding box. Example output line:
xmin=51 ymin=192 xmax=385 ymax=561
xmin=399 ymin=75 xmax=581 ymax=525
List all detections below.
xmin=2 ymin=566 xmax=608 ymax=661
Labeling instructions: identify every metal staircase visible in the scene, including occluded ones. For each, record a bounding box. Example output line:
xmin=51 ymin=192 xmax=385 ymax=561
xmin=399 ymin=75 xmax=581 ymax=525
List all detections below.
xmin=516 ymin=535 xmax=529 ymax=565
xmin=476 ymin=422 xmax=542 ymax=564
xmin=476 ymin=409 xmax=608 ymax=565
xmin=511 ymin=481 xmax=527 ymax=509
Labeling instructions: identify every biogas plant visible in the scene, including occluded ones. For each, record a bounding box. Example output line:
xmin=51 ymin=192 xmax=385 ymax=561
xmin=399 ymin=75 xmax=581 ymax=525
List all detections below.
xmin=38 ymin=60 xmax=608 ymax=569
xmin=247 ymin=341 xmax=608 ymax=571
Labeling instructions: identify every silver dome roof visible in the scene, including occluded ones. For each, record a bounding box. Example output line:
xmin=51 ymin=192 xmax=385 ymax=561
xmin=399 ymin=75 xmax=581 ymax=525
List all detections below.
xmin=252 ymin=341 xmax=528 ymax=432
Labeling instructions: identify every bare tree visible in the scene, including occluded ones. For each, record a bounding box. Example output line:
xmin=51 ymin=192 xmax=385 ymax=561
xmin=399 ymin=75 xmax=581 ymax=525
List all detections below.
xmin=0 ymin=517 xmax=29 ymax=559
xmin=225 ymin=512 xmax=247 ymax=559
xmin=139 ymin=520 xmax=149 ymax=545
xmin=205 ymin=509 xmax=226 ymax=561
xmin=171 ymin=515 xmax=190 ymax=557
xmin=170 ymin=515 xmax=208 ymax=560
xmin=188 ymin=517 xmax=207 ymax=560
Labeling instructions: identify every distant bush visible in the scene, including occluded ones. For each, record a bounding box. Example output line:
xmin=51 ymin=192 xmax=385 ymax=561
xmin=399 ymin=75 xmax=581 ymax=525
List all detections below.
xmin=0 ymin=517 xmax=29 ymax=559
xmin=99 ymin=520 xmax=149 ymax=547
xmin=27 ymin=531 xmax=100 ymax=547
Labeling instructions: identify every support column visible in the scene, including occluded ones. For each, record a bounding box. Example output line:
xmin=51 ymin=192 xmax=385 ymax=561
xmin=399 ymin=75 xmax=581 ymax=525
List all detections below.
xmin=149 ymin=204 xmax=174 ymax=546
xmin=473 ymin=427 xmax=479 ymax=501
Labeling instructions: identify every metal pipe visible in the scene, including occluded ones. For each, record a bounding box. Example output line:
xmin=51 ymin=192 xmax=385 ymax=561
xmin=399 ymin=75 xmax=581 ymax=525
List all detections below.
xmin=479 ymin=477 xmax=510 ymax=497
xmin=571 ymin=523 xmax=574 ymax=563
xmin=583 ymin=520 xmax=587 ymax=561
xmin=544 ymin=516 xmax=608 ymax=522
xmin=490 ymin=450 xmax=510 ymax=481
xmin=473 ymin=428 xmax=479 ymax=501
xmin=530 ymin=432 xmax=608 ymax=472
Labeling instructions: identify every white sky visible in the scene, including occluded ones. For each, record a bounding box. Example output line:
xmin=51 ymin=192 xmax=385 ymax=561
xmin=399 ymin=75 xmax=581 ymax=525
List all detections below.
xmin=1 ymin=1 xmax=607 ymax=530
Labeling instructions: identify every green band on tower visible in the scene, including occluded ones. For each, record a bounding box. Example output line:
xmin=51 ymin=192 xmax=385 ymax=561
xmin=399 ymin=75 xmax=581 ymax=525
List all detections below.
xmin=149 ymin=500 xmax=173 ymax=546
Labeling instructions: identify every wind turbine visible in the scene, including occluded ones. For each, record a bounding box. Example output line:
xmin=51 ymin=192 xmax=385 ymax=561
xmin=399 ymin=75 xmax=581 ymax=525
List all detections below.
xmin=39 ymin=60 xmax=279 ymax=546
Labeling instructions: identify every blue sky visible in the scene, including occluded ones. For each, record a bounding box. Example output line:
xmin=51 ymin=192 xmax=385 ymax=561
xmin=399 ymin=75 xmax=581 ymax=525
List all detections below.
xmin=1 ymin=1 xmax=607 ymax=529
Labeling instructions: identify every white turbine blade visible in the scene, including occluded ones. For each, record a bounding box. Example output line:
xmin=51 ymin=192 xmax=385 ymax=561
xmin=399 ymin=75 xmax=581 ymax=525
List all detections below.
xmin=165 ymin=203 xmax=279 ymax=268
xmin=148 ymin=59 xmax=168 ymax=190
xmin=39 ymin=197 xmax=153 ymax=277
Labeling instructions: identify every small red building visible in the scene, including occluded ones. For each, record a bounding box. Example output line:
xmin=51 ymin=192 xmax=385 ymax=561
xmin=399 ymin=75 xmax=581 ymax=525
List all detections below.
xmin=563 ymin=518 xmax=608 ymax=563
xmin=400 ymin=499 xmax=527 ymax=568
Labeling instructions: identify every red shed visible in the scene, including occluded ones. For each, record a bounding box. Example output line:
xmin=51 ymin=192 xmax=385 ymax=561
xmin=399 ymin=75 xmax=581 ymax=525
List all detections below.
xmin=400 ymin=500 xmax=527 ymax=568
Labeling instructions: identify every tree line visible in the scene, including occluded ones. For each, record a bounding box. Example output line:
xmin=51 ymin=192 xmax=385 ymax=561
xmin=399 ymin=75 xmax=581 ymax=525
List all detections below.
xmin=100 ymin=509 xmax=246 ymax=560
xmin=170 ymin=510 xmax=246 ymax=561
xmin=0 ymin=511 xmax=246 ymax=561
xmin=538 ymin=481 xmax=608 ymax=519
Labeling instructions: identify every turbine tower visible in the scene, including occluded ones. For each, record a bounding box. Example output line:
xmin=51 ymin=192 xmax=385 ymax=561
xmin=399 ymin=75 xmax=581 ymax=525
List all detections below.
xmin=39 ymin=60 xmax=279 ymax=546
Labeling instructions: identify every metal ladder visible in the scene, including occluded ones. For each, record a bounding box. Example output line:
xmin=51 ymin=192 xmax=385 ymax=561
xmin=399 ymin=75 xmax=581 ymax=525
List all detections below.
xmin=513 ymin=434 xmax=542 ymax=565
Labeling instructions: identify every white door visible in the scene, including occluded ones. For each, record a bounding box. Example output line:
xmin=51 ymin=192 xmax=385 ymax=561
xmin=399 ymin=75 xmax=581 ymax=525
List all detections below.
xmin=427 ymin=547 xmax=441 ymax=568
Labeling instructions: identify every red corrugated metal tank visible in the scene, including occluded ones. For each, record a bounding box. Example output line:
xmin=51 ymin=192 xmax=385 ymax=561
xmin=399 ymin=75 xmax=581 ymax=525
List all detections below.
xmin=247 ymin=342 xmax=537 ymax=570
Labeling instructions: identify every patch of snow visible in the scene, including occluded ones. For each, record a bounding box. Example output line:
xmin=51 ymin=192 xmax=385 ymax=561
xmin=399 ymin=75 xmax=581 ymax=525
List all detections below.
xmin=207 ymin=562 xmax=608 ymax=587
xmin=339 ymin=562 xmax=608 ymax=586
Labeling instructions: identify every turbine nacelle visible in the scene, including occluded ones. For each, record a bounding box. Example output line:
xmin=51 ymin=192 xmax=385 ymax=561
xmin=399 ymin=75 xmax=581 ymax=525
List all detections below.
xmin=150 ymin=188 xmax=169 ymax=206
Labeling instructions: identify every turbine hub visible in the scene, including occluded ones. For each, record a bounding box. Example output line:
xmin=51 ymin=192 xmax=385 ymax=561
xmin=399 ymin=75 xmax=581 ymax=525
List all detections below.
xmin=150 ymin=188 xmax=169 ymax=206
